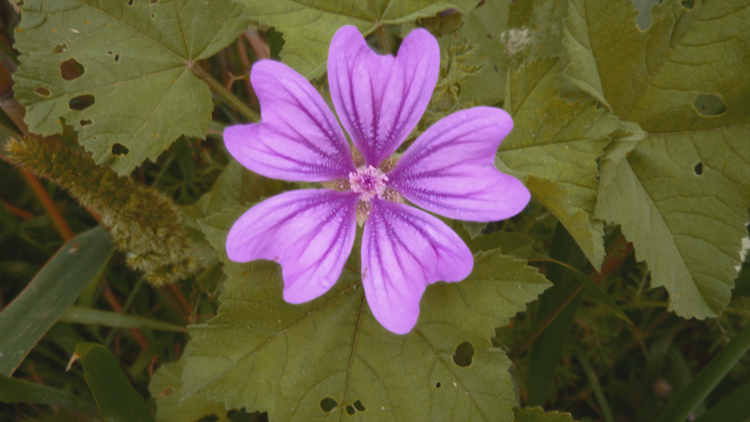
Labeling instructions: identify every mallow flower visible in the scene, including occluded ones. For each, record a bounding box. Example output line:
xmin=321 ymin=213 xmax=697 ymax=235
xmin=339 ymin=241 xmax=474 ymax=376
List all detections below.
xmin=223 ymin=25 xmax=530 ymax=334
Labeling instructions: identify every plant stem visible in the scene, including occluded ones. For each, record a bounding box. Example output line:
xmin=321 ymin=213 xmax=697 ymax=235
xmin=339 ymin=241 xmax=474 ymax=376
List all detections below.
xmin=190 ymin=62 xmax=260 ymax=123
xmin=375 ymin=25 xmax=390 ymax=54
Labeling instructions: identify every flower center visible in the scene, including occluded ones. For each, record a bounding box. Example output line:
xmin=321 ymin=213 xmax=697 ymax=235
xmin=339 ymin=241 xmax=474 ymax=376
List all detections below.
xmin=349 ymin=165 xmax=388 ymax=201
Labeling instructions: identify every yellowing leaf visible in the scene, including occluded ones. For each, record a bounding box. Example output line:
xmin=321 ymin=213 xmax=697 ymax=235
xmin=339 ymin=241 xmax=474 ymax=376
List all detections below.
xmin=565 ymin=0 xmax=750 ymax=318
xmin=180 ymin=208 xmax=551 ymax=421
xmin=13 ymin=0 xmax=251 ymax=174
xmin=499 ymin=57 xmax=622 ymax=269
xmin=235 ymin=0 xmax=481 ymax=79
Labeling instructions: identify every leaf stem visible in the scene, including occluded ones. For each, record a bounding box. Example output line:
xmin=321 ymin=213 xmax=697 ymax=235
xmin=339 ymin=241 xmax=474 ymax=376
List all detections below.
xmin=375 ymin=25 xmax=390 ymax=54
xmin=189 ymin=62 xmax=260 ymax=123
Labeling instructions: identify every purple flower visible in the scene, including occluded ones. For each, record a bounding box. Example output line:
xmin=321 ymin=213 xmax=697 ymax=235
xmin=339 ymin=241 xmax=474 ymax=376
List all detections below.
xmin=223 ymin=26 xmax=530 ymax=334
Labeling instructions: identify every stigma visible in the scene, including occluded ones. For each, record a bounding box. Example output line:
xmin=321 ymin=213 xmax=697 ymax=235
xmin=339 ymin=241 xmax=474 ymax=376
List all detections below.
xmin=349 ymin=165 xmax=388 ymax=201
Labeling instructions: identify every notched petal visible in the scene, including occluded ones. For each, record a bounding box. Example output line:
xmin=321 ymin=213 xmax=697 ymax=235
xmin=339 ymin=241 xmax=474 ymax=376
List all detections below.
xmin=388 ymin=107 xmax=530 ymax=222
xmin=328 ymin=26 xmax=439 ymax=168
xmin=224 ymin=60 xmax=356 ymax=182
xmin=361 ymin=199 xmax=473 ymax=334
xmin=227 ymin=189 xmax=359 ymax=303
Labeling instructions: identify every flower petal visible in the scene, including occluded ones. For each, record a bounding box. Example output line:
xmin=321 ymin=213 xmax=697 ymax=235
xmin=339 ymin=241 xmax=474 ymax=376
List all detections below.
xmin=361 ymin=199 xmax=473 ymax=334
xmin=328 ymin=26 xmax=439 ymax=168
xmin=224 ymin=60 xmax=356 ymax=182
xmin=227 ymin=190 xmax=359 ymax=303
xmin=388 ymin=107 xmax=531 ymax=222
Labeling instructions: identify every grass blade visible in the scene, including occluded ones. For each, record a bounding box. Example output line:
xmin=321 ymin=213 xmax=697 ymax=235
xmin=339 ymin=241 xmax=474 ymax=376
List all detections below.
xmin=655 ymin=322 xmax=750 ymax=422
xmin=0 ymin=373 xmax=93 ymax=410
xmin=692 ymin=379 xmax=750 ymax=422
xmin=0 ymin=227 xmax=114 ymax=376
xmin=532 ymin=259 xmax=633 ymax=325
xmin=572 ymin=343 xmax=615 ymax=422
xmin=74 ymin=342 xmax=154 ymax=422
xmin=60 ymin=306 xmax=187 ymax=333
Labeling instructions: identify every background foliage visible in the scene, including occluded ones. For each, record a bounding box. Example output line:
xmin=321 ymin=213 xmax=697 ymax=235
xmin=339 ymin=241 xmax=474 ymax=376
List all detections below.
xmin=0 ymin=0 xmax=749 ymax=421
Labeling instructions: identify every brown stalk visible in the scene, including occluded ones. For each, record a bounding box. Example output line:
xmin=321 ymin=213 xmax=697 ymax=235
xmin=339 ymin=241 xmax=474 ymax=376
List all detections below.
xmin=2 ymin=200 xmax=34 ymax=220
xmin=0 ymin=61 xmax=75 ymax=242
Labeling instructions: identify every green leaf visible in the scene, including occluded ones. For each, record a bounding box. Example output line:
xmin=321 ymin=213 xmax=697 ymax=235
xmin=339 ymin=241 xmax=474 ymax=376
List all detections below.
xmin=235 ymin=0 xmax=481 ymax=79
xmin=462 ymin=220 xmax=488 ymax=239
xmin=149 ymin=360 xmax=228 ymax=422
xmin=692 ymin=379 xmax=750 ymax=422
xmin=60 ymin=306 xmax=186 ymax=333
xmin=13 ymin=0 xmax=250 ymax=174
xmin=499 ymin=56 xmax=621 ymax=269
xmin=196 ymin=160 xmax=286 ymax=216
xmin=564 ymin=0 xmax=750 ymax=132
xmin=654 ymin=321 xmax=750 ymax=422
xmin=438 ymin=0 xmax=510 ymax=105
xmin=507 ymin=0 xmax=568 ymax=67
xmin=467 ymin=231 xmax=534 ymax=259
xmin=566 ymin=0 xmax=750 ymax=319
xmin=0 ymin=373 xmax=93 ymax=410
xmin=513 ymin=406 xmax=576 ymax=422
xmin=566 ymin=0 xmax=750 ymax=318
xmin=0 ymin=226 xmax=113 ymax=376
xmin=181 ymin=208 xmax=551 ymax=421
xmin=74 ymin=342 xmax=154 ymax=422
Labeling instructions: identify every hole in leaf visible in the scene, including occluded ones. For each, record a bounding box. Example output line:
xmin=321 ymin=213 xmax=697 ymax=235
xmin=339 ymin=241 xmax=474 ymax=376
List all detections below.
xmin=694 ymin=94 xmax=727 ymax=117
xmin=69 ymin=95 xmax=95 ymax=111
xmin=436 ymin=381 xmax=441 ymax=388
xmin=60 ymin=58 xmax=85 ymax=81
xmin=112 ymin=143 xmax=129 ymax=156
xmin=694 ymin=162 xmax=704 ymax=176
xmin=34 ymin=87 xmax=51 ymax=98
xmin=493 ymin=65 xmax=499 ymax=73
xmin=682 ymin=0 xmax=695 ymax=9
xmin=320 ymin=398 xmax=337 ymax=413
xmin=150 ymin=0 xmax=159 ymax=3
xmin=106 ymin=50 xmax=113 ymax=55
xmin=345 ymin=405 xmax=356 ymax=416
xmin=151 ymin=13 xmax=156 ymax=19
xmin=127 ymin=0 xmax=133 ymax=5
xmin=353 ymin=400 xmax=365 ymax=412
xmin=80 ymin=119 xmax=93 ymax=127
xmin=114 ymin=54 xmax=121 ymax=63
xmin=52 ymin=43 xmax=68 ymax=54
xmin=452 ymin=341 xmax=474 ymax=367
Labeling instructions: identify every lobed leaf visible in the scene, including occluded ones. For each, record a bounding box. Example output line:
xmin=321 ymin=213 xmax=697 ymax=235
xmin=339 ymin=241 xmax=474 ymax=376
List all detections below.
xmin=179 ymin=207 xmax=551 ymax=421
xmin=499 ymin=56 xmax=622 ymax=269
xmin=437 ymin=0 xmax=510 ymax=105
xmin=13 ymin=0 xmax=251 ymax=174
xmin=507 ymin=0 xmax=568 ymax=67
xmin=565 ymin=0 xmax=750 ymax=318
xmin=234 ymin=0 xmax=481 ymax=79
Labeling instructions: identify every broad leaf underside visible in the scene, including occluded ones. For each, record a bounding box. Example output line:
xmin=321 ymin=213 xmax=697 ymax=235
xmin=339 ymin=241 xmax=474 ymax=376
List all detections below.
xmin=179 ymin=208 xmax=550 ymax=422
xmin=564 ymin=0 xmax=750 ymax=318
